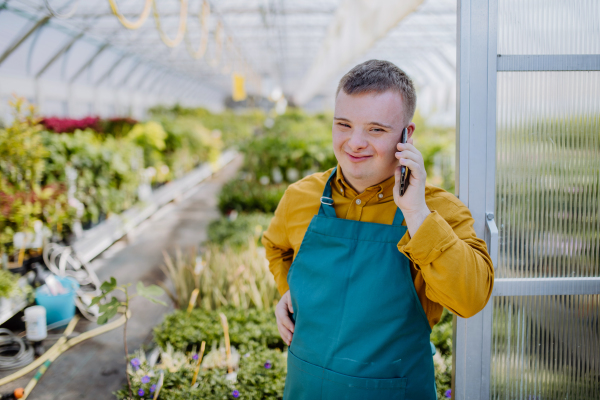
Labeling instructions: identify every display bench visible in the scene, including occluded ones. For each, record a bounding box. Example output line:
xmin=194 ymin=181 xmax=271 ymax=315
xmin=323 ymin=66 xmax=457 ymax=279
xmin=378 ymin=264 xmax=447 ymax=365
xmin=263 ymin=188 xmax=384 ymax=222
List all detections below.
xmin=72 ymin=149 xmax=238 ymax=264
xmin=0 ymin=150 xmax=238 ymax=326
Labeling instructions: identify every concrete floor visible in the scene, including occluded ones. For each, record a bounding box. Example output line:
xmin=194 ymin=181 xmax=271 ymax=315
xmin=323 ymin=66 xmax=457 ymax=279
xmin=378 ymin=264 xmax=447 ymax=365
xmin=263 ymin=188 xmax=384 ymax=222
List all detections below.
xmin=0 ymin=156 xmax=242 ymax=399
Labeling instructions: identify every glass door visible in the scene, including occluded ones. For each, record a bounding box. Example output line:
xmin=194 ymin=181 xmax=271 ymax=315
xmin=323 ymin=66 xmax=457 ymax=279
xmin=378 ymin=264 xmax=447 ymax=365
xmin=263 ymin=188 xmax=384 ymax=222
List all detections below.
xmin=454 ymin=1 xmax=600 ymax=399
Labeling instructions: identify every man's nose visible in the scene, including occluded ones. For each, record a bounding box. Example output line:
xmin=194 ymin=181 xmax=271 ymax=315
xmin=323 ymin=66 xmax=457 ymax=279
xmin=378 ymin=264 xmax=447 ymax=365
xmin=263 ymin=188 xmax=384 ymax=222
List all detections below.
xmin=347 ymin=129 xmax=368 ymax=151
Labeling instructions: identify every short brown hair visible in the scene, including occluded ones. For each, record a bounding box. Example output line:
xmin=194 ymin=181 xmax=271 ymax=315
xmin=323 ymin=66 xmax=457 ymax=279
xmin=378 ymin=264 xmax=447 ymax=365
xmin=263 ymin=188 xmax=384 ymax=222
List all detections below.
xmin=336 ymin=60 xmax=417 ymax=123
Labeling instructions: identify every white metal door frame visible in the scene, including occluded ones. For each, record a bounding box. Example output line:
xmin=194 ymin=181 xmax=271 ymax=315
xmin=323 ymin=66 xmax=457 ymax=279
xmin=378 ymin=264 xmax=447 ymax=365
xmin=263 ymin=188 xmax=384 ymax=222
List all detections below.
xmin=454 ymin=1 xmax=600 ymax=399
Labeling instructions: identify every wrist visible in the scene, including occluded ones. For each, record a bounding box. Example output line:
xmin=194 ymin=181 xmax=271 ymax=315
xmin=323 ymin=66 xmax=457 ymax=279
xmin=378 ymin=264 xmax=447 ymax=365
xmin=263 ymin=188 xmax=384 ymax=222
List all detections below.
xmin=403 ymin=205 xmax=431 ymax=237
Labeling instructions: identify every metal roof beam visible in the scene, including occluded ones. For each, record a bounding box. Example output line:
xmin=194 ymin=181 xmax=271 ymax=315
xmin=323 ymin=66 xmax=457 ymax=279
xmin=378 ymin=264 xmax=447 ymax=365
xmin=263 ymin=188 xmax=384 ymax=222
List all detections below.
xmin=95 ymin=53 xmax=128 ymax=86
xmin=0 ymin=15 xmax=51 ymax=66
xmin=35 ymin=32 xmax=84 ymax=78
xmin=69 ymin=43 xmax=109 ymax=83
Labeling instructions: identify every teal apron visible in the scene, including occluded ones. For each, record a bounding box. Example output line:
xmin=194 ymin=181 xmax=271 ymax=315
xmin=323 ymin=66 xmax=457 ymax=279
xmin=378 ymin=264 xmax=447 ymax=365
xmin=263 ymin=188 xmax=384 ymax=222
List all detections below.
xmin=284 ymin=168 xmax=437 ymax=400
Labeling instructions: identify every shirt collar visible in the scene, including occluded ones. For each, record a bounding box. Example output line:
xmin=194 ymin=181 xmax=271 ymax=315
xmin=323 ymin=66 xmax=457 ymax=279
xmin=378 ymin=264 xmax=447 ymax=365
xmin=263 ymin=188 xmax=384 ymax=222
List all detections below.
xmin=334 ymin=165 xmax=396 ymax=199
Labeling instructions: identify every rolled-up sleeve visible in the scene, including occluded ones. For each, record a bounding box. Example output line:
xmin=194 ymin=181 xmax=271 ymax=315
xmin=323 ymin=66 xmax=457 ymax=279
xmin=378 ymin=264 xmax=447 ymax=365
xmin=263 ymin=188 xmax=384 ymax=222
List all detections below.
xmin=397 ymin=206 xmax=494 ymax=318
xmin=262 ymin=189 xmax=294 ymax=296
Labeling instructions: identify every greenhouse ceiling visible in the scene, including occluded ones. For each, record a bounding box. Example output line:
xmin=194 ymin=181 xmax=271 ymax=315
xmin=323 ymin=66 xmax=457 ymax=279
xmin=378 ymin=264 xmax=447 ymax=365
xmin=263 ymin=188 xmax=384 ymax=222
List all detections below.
xmin=0 ymin=0 xmax=456 ymax=123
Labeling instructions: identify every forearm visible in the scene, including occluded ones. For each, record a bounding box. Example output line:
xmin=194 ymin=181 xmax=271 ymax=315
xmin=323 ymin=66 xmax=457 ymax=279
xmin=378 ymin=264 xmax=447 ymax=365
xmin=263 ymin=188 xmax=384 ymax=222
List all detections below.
xmin=398 ymin=211 xmax=494 ymax=318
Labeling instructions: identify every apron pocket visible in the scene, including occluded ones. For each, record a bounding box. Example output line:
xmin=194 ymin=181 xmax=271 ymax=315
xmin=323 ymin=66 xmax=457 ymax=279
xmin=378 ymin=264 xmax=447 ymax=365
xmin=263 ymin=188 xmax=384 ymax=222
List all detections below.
xmin=286 ymin=350 xmax=407 ymax=400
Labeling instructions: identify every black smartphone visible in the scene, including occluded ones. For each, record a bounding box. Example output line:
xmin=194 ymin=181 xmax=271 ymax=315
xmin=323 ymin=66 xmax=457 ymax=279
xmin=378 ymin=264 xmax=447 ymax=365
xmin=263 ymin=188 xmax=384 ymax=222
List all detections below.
xmin=399 ymin=127 xmax=411 ymax=197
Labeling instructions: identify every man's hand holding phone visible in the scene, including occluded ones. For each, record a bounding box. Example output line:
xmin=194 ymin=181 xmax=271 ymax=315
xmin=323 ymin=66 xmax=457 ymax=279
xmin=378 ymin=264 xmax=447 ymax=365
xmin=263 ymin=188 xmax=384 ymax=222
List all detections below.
xmin=393 ymin=135 xmax=431 ymax=237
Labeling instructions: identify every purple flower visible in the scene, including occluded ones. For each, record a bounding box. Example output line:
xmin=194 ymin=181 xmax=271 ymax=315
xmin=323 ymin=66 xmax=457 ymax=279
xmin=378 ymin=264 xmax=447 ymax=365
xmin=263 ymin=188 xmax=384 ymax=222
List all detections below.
xmin=264 ymin=360 xmax=272 ymax=369
xmin=130 ymin=358 xmax=141 ymax=370
xmin=138 ymin=388 xmax=145 ymax=396
xmin=141 ymin=375 xmax=150 ymax=384
xmin=192 ymin=353 xmax=199 ymax=360
xmin=150 ymin=384 xmax=156 ymax=393
xmin=445 ymin=389 xmax=452 ymax=398
xmin=232 ymin=389 xmax=240 ymax=398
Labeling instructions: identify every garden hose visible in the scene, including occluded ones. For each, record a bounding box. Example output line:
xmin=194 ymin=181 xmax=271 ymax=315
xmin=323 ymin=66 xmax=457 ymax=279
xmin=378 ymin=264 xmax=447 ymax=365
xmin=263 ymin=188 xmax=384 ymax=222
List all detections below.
xmin=210 ymin=21 xmax=224 ymax=67
xmin=43 ymin=0 xmax=79 ymax=19
xmin=108 ymin=0 xmax=152 ymax=30
xmin=153 ymin=0 xmax=188 ymax=47
xmin=0 ymin=329 xmax=34 ymax=371
xmin=0 ymin=312 xmax=128 ymax=387
xmin=185 ymin=0 xmax=210 ymax=59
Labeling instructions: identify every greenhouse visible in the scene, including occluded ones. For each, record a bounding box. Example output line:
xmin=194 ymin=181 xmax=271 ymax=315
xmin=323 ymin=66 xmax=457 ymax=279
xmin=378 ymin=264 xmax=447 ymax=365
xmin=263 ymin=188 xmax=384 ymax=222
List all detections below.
xmin=0 ymin=0 xmax=598 ymax=399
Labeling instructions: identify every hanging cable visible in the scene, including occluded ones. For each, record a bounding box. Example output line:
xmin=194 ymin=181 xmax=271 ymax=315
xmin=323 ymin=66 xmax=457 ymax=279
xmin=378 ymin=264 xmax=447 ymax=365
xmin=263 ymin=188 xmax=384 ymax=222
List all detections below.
xmin=153 ymin=0 xmax=188 ymax=48
xmin=0 ymin=329 xmax=34 ymax=371
xmin=209 ymin=20 xmax=223 ymax=67
xmin=221 ymin=36 xmax=233 ymax=74
xmin=44 ymin=0 xmax=79 ymax=19
xmin=186 ymin=0 xmax=209 ymax=59
xmin=108 ymin=0 xmax=152 ymax=30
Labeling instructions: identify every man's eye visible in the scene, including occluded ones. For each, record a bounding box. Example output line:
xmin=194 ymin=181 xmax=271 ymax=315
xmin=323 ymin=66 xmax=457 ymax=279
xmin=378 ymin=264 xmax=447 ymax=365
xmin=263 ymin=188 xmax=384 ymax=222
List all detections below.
xmin=338 ymin=123 xmax=350 ymax=128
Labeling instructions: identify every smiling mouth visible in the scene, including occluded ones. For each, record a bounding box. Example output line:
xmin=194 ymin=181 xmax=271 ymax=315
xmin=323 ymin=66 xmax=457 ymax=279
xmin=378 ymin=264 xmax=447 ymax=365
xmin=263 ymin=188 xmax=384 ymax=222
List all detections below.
xmin=345 ymin=151 xmax=372 ymax=162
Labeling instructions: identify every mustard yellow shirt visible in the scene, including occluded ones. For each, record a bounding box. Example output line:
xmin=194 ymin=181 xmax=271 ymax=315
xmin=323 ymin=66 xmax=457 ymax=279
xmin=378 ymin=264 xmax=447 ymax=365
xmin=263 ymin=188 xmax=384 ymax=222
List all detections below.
xmin=262 ymin=166 xmax=494 ymax=328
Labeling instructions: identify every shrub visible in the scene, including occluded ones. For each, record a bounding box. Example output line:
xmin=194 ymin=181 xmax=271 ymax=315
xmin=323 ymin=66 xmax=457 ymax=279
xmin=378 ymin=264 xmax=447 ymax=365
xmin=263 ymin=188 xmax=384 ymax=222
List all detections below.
xmin=431 ymin=309 xmax=452 ymax=399
xmin=218 ymin=180 xmax=286 ymax=214
xmin=154 ymin=307 xmax=284 ymax=353
xmin=41 ymin=130 xmax=143 ymax=225
xmin=207 ymin=213 xmax=273 ymax=249
xmin=0 ymin=98 xmax=74 ymax=253
xmin=115 ymin=345 xmax=286 ymax=400
xmin=160 ymin=241 xmax=279 ymax=311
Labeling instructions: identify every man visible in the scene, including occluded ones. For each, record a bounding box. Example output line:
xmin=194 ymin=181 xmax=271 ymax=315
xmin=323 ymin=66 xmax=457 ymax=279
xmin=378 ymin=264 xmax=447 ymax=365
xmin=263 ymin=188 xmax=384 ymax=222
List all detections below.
xmin=262 ymin=60 xmax=494 ymax=399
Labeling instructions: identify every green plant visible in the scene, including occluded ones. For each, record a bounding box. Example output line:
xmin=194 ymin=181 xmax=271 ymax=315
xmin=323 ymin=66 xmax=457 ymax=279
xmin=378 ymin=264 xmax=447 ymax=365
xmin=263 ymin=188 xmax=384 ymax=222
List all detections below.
xmin=160 ymin=241 xmax=279 ymax=311
xmin=153 ymin=307 xmax=284 ymax=354
xmin=0 ymin=269 xmax=19 ymax=299
xmin=41 ymin=129 xmax=143 ymax=225
xmin=125 ymin=121 xmax=169 ymax=183
xmin=156 ymin=116 xmax=223 ymax=180
xmin=148 ymin=105 xmax=265 ymax=147
xmin=207 ymin=213 xmax=273 ymax=249
xmin=412 ymin=112 xmax=455 ymax=193
xmin=0 ymin=98 xmax=74 ymax=254
xmin=115 ymin=343 xmax=286 ymax=400
xmin=218 ymin=180 xmax=287 ymax=214
xmin=93 ymin=277 xmax=166 ymax=397
xmin=431 ymin=309 xmax=452 ymax=399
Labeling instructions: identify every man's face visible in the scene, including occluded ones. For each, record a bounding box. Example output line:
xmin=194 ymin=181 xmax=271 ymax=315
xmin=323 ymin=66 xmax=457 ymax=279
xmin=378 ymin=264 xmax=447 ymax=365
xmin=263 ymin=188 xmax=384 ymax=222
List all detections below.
xmin=332 ymin=90 xmax=414 ymax=189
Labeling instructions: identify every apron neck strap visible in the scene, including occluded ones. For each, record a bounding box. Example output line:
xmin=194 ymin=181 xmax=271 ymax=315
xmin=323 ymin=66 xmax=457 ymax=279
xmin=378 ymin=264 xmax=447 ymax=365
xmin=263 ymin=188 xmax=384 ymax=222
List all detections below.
xmin=318 ymin=167 xmax=406 ymax=227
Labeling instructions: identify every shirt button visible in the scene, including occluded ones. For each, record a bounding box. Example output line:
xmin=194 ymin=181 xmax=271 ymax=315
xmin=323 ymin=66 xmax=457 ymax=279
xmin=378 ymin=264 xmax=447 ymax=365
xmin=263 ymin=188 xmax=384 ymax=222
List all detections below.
xmin=378 ymin=194 xmax=383 ymax=199
xmin=355 ymin=199 xmax=361 ymax=205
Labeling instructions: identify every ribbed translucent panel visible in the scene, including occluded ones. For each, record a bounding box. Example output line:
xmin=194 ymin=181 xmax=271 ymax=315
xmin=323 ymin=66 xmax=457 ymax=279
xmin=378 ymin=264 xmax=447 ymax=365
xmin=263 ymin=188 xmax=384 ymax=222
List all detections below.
xmin=491 ymin=295 xmax=600 ymax=399
xmin=496 ymin=71 xmax=600 ymax=279
xmin=498 ymin=0 xmax=600 ymax=55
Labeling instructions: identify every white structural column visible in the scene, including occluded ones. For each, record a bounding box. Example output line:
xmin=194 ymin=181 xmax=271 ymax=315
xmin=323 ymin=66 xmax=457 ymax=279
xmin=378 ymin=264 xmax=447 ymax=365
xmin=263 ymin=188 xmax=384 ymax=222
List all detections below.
xmin=453 ymin=0 xmax=497 ymax=399
xmin=292 ymin=0 xmax=424 ymax=105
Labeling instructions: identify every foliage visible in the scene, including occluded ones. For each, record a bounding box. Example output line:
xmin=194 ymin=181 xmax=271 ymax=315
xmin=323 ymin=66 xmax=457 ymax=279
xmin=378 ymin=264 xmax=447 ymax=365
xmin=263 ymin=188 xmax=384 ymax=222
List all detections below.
xmin=0 ymin=98 xmax=74 ymax=254
xmin=148 ymin=105 xmax=265 ymax=147
xmin=412 ymin=112 xmax=455 ymax=193
xmin=207 ymin=213 xmax=273 ymax=249
xmin=40 ymin=116 xmax=102 ymax=134
xmin=160 ymin=241 xmax=279 ymax=311
xmin=125 ymin=121 xmax=170 ymax=183
xmin=93 ymin=276 xmax=166 ymax=396
xmin=0 ymin=269 xmax=19 ymax=299
xmin=153 ymin=307 xmax=284 ymax=354
xmin=241 ymin=109 xmax=336 ymax=186
xmin=100 ymin=117 xmax=138 ymax=138
xmin=155 ymin=116 xmax=223 ymax=181
xmin=115 ymin=344 xmax=286 ymax=400
xmin=218 ymin=180 xmax=286 ymax=214
xmin=431 ymin=309 xmax=453 ymax=399
xmin=41 ymin=129 xmax=144 ymax=225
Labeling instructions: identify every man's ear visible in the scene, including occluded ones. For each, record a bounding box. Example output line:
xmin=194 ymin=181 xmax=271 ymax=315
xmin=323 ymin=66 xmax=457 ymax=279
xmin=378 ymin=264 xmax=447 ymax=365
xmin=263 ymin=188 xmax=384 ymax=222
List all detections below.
xmin=406 ymin=122 xmax=416 ymax=139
